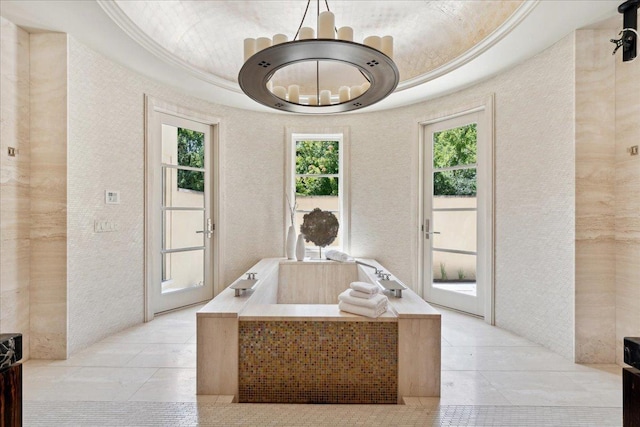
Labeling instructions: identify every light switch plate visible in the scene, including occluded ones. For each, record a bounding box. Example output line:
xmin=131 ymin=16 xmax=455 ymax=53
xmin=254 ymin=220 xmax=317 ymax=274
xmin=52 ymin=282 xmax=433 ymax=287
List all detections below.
xmin=105 ymin=190 xmax=120 ymax=204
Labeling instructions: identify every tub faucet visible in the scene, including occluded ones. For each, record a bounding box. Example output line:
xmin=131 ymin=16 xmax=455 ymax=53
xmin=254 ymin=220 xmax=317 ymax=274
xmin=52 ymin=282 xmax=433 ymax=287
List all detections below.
xmin=246 ymin=272 xmax=257 ymax=280
xmin=355 ymin=260 xmax=382 ymax=275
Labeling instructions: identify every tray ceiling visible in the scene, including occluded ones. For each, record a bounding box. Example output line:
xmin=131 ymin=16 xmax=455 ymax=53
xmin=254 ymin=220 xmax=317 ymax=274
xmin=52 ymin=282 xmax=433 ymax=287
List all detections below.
xmin=108 ymin=0 xmax=523 ymax=91
xmin=0 ymin=0 xmax=621 ymax=113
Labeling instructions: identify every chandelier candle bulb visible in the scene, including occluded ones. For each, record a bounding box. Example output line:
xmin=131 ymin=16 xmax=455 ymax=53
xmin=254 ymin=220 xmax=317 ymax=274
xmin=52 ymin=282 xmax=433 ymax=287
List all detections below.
xmin=337 ymin=26 xmax=353 ymax=42
xmin=308 ymin=95 xmax=318 ymax=106
xmin=288 ymin=85 xmax=300 ymax=103
xmin=272 ymin=33 xmax=288 ymax=45
xmin=299 ymin=27 xmax=315 ymax=40
xmin=256 ymin=37 xmax=272 ymax=52
xmin=243 ymin=38 xmax=256 ymax=61
xmin=339 ymin=86 xmax=350 ymax=103
xmin=272 ymin=86 xmax=286 ymax=99
xmin=318 ymin=11 xmax=335 ymax=39
xmin=363 ymin=35 xmax=382 ymax=51
xmin=350 ymin=85 xmax=362 ymax=99
xmin=319 ymin=90 xmax=332 ymax=105
xmin=381 ymin=35 xmax=393 ymax=59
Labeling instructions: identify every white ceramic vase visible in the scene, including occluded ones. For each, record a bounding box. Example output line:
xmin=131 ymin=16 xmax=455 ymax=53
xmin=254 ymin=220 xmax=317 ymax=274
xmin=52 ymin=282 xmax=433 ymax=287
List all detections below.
xmin=295 ymin=234 xmax=305 ymax=261
xmin=286 ymin=225 xmax=296 ymax=259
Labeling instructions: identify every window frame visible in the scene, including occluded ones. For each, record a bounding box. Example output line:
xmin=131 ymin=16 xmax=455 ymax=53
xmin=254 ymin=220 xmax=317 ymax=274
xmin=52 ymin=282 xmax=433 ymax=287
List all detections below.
xmin=285 ymin=130 xmax=350 ymax=256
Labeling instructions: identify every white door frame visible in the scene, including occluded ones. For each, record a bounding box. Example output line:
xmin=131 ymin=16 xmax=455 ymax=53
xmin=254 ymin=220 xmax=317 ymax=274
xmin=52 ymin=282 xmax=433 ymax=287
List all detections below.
xmin=416 ymin=95 xmax=495 ymax=324
xmin=144 ymin=95 xmax=223 ymax=321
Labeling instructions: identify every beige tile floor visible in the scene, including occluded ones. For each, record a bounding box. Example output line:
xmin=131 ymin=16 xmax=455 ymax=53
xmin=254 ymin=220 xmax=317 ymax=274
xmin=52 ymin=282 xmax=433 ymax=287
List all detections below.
xmin=22 ymin=304 xmax=623 ymax=426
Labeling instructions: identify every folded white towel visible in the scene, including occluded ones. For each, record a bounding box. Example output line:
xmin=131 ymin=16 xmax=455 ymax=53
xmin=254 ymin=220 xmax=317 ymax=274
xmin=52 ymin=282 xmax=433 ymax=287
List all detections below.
xmin=339 ymin=301 xmax=387 ymax=318
xmin=338 ymin=289 xmax=388 ymax=311
xmin=350 ymin=281 xmax=379 ymax=294
xmin=349 ymin=289 xmax=378 ymax=299
xmin=325 ymin=249 xmax=353 ymax=262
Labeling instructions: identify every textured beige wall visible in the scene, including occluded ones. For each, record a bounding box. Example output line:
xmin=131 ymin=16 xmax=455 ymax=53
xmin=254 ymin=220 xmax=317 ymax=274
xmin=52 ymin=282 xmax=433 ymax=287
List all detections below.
xmin=0 ymin=17 xmax=31 ymax=359
xmin=574 ymin=30 xmax=616 ymax=363
xmin=66 ymin=37 xmax=148 ymax=353
xmin=615 ymin=43 xmax=640 ymax=366
xmin=63 ymin=33 xmax=578 ymax=357
xmin=490 ymin=35 xmax=576 ymax=360
xmin=29 ymin=32 xmax=68 ymax=359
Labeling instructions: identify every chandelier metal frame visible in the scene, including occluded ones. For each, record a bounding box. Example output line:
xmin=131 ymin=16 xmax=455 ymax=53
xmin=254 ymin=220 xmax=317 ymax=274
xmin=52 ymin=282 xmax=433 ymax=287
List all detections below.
xmin=237 ymin=1 xmax=399 ymax=114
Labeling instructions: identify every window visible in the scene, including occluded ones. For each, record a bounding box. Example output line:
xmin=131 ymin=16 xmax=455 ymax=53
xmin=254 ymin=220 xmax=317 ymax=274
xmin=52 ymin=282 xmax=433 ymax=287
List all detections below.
xmin=431 ymin=122 xmax=478 ymax=291
xmin=287 ymin=132 xmax=349 ymax=255
xmin=177 ymin=128 xmax=205 ymax=192
xmin=433 ymin=123 xmax=477 ymax=197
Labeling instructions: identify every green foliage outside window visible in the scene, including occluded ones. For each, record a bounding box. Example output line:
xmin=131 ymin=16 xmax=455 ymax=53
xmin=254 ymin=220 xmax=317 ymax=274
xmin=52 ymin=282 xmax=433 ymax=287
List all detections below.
xmin=177 ymin=128 xmax=204 ymax=192
xmin=295 ymin=140 xmax=339 ymax=196
xmin=433 ymin=124 xmax=477 ymax=196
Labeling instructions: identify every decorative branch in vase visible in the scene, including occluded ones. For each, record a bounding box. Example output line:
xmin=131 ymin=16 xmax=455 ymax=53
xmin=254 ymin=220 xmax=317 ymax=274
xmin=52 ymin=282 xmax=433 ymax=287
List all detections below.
xmin=286 ymin=193 xmax=296 ymax=228
xmin=285 ymin=193 xmax=297 ymax=259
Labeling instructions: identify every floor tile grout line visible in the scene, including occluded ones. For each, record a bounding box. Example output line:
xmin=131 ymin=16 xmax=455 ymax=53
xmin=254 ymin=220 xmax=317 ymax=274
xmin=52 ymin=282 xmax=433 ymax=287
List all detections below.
xmin=476 ymin=370 xmax=519 ymax=406
xmin=122 ymin=367 xmax=161 ymax=402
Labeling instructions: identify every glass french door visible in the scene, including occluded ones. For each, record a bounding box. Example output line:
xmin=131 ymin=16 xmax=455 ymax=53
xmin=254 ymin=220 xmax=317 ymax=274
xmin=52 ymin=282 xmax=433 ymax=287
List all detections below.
xmin=152 ymin=113 xmax=214 ymax=314
xmin=423 ymin=112 xmax=486 ymax=316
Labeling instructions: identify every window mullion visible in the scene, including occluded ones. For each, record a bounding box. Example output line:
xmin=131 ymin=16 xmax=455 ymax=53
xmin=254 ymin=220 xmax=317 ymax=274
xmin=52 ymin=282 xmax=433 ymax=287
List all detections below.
xmin=295 ymin=174 xmax=339 ymax=179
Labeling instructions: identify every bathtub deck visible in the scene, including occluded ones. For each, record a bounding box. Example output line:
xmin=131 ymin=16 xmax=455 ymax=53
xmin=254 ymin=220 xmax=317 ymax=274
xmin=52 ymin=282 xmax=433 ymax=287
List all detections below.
xmin=239 ymin=303 xmax=397 ymax=321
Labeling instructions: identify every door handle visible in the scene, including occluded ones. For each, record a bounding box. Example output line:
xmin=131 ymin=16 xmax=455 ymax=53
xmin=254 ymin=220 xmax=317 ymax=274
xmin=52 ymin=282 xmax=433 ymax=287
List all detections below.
xmin=195 ymin=230 xmax=211 ymax=239
xmin=424 ymin=219 xmax=440 ymax=239
xmin=196 ymin=218 xmax=213 ymax=239
xmin=425 ymin=231 xmax=441 ymax=240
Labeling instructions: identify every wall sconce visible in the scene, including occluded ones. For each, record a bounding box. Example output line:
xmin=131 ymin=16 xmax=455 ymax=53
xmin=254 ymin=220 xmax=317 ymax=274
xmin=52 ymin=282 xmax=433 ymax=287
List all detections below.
xmin=611 ymin=0 xmax=639 ymax=61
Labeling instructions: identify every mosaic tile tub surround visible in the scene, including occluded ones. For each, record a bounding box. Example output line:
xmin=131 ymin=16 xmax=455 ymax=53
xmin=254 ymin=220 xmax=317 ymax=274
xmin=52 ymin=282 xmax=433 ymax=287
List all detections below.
xmin=239 ymin=321 xmax=398 ymax=404
xmin=197 ymin=258 xmax=441 ymax=400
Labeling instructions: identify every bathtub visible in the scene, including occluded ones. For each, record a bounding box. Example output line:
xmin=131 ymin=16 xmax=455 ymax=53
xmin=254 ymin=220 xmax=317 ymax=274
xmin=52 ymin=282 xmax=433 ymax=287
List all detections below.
xmin=196 ymin=258 xmax=440 ymax=404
